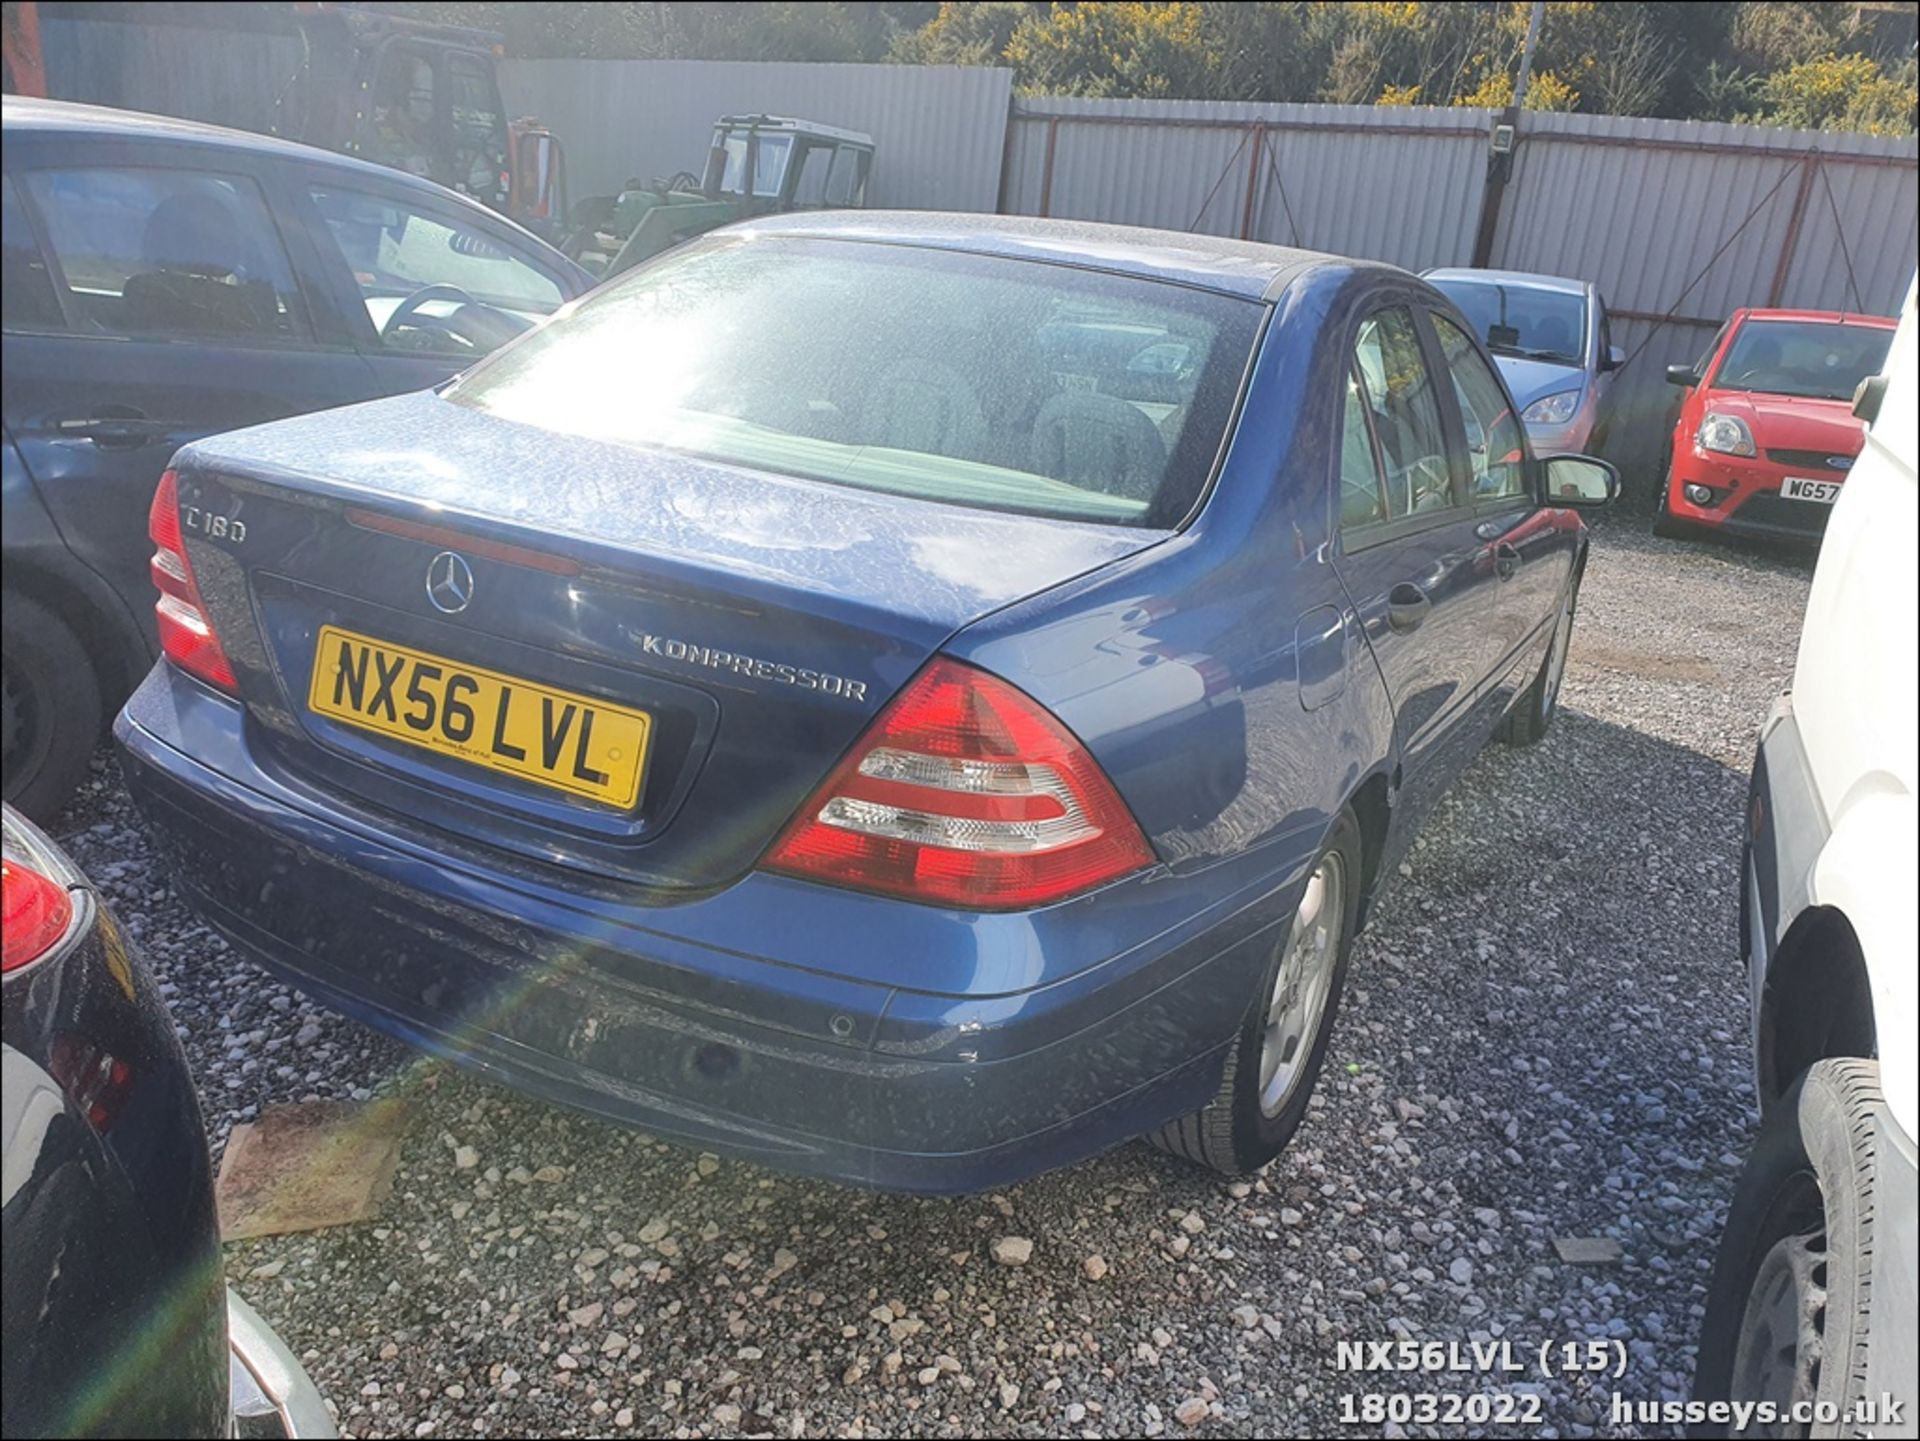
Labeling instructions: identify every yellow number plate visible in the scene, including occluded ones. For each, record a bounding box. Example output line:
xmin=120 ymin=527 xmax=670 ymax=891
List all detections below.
xmin=307 ymin=625 xmax=650 ymax=808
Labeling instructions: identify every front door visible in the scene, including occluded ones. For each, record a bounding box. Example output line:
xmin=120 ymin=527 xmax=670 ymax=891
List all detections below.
xmin=1330 ymin=305 xmax=1503 ymax=834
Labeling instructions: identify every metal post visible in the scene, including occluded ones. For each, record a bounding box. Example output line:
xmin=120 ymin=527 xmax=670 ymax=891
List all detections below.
xmin=1512 ymin=0 xmax=1546 ymax=110
xmin=1038 ymin=116 xmax=1060 ymax=218
xmin=1768 ymin=153 xmax=1821 ymax=306
xmin=995 ymin=102 xmax=1022 ymax=214
xmin=1239 ymin=125 xmax=1265 ymax=240
xmin=1470 ymin=0 xmax=1544 ymax=268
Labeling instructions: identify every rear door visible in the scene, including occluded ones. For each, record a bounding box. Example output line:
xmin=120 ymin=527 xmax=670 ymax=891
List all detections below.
xmin=1331 ymin=303 xmax=1504 ymax=825
xmin=284 ymin=164 xmax=579 ymax=395
xmin=2 ymin=135 xmax=377 ymax=640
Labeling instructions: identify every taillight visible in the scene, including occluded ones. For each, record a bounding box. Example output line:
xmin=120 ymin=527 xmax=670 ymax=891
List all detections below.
xmin=2 ymin=857 xmax=73 ymax=973
xmin=149 ymin=470 xmax=237 ymax=691
xmin=762 ymin=657 xmax=1154 ymax=909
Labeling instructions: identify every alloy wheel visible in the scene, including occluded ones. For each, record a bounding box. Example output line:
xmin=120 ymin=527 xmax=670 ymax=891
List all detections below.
xmin=1258 ymin=852 xmax=1345 ymax=1118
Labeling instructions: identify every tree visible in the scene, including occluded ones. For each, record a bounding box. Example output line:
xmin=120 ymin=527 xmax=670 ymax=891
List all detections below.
xmin=889 ymin=1 xmax=1037 ymax=65
xmin=1753 ymin=52 xmax=1918 ymax=135
xmin=1002 ymin=2 xmax=1216 ymax=98
xmin=375 ymin=0 xmax=1920 ymax=133
xmin=1452 ymin=67 xmax=1580 ymax=111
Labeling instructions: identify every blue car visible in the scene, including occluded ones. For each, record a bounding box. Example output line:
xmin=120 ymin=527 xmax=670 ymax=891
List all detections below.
xmin=116 ymin=214 xmax=1615 ymax=1192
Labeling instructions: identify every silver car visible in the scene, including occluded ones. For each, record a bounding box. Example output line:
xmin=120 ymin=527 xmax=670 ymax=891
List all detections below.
xmin=1424 ymin=268 xmax=1622 ymax=455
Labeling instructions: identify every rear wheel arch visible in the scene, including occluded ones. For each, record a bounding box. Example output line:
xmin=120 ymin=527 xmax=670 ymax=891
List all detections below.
xmin=1 ymin=558 xmax=150 ymax=710
xmin=1760 ymin=906 xmax=1877 ymax=1104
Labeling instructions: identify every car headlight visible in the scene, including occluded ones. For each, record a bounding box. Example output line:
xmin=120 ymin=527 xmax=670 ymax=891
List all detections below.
xmin=1697 ymin=412 xmax=1756 ymax=457
xmin=1522 ymin=390 xmax=1580 ymax=426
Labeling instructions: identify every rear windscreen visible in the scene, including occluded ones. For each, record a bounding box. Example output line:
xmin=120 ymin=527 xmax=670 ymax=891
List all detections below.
xmin=447 ymin=236 xmax=1264 ymax=527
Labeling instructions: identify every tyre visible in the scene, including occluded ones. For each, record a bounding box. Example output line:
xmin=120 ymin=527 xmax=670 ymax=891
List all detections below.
xmin=1652 ymin=506 xmax=1697 ymax=540
xmin=1 ymin=593 xmax=102 ymax=822
xmin=1691 ymin=1059 xmax=1893 ymax=1439
xmin=1150 ymin=810 xmax=1361 ymax=1175
xmin=1501 ymin=575 xmax=1576 ymax=746
xmin=1652 ymin=478 xmax=1697 ymax=539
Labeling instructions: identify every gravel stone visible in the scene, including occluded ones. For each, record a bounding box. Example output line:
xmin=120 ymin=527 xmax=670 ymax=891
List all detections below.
xmin=48 ymin=516 xmax=1793 ymax=1437
xmin=991 ymin=1235 xmax=1034 ymax=1266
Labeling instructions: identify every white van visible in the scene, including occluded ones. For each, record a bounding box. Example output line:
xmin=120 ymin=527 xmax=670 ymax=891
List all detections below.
xmin=1692 ymin=275 xmax=1916 ymax=1434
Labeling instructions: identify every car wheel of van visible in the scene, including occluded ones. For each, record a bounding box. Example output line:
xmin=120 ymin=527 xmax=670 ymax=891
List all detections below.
xmin=1690 ymin=1059 xmax=1889 ymax=1439
xmin=1 ymin=593 xmax=101 ymax=823
xmin=1502 ymin=580 xmax=1577 ymax=747
xmin=1149 ymin=810 xmax=1361 ymax=1175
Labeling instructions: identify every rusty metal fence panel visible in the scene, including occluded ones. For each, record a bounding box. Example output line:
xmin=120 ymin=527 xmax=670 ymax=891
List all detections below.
xmin=1496 ymin=112 xmax=1918 ymax=475
xmin=1002 ymin=97 xmax=1489 ymax=270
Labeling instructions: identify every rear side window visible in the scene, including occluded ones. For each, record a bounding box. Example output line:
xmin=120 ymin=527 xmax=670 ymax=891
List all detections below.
xmin=448 ymin=236 xmax=1264 ymax=527
xmin=791 ymin=145 xmax=832 ymax=208
xmin=826 ymin=147 xmax=868 ymax=205
xmin=23 ymin=167 xmax=309 ymax=343
xmin=1352 ymin=307 xmax=1454 ymax=518
xmin=1433 ymin=313 xmax=1529 ymax=504
xmin=1 ymin=175 xmax=63 ymax=332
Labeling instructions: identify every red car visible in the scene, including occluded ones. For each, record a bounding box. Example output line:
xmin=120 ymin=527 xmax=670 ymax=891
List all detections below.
xmin=1657 ymin=307 xmax=1896 ymax=541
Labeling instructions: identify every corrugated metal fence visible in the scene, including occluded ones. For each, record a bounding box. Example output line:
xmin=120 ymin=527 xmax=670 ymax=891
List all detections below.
xmin=26 ymin=24 xmax=1919 ymax=482
xmin=1000 ymin=96 xmax=1918 ymax=480
xmin=1000 ymin=98 xmax=1491 ymax=271
xmin=499 ymin=60 xmax=1013 ymax=214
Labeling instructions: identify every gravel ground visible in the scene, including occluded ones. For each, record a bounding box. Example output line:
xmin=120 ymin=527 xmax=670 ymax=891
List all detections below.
xmin=49 ymin=516 xmax=1816 ymax=1440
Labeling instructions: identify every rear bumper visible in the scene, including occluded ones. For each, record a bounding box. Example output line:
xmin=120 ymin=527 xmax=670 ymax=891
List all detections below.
xmin=228 ymin=1289 xmax=335 ymax=1439
xmin=117 ymin=666 xmax=1303 ymax=1193
xmin=1665 ymin=450 xmax=1836 ymax=541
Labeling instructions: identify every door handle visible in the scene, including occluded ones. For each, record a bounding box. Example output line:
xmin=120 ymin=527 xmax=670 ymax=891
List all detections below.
xmin=1387 ymin=582 xmax=1431 ymax=633
xmin=1495 ymin=542 xmax=1522 ymax=580
xmin=56 ymin=415 xmax=174 ymax=449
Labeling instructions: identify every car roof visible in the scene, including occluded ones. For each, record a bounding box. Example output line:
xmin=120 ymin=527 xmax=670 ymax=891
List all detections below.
xmin=1731 ymin=306 xmax=1898 ymax=329
xmin=4 ymin=94 xmax=468 ymax=195
xmin=1424 ymin=267 xmax=1589 ymax=296
xmin=724 ymin=211 xmax=1365 ymax=301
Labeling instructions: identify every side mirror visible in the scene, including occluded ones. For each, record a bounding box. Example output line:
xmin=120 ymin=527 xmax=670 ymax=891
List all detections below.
xmin=1852 ymin=373 xmax=1889 ymax=424
xmin=1665 ymin=364 xmax=1698 ymax=388
xmin=1541 ymin=454 xmax=1618 ymax=508
xmin=1603 ymin=345 xmax=1626 ymax=372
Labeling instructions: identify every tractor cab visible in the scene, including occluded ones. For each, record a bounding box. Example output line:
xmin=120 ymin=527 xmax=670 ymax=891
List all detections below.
xmin=569 ymin=115 xmax=875 ymax=278
xmin=702 ymin=115 xmax=874 ymax=212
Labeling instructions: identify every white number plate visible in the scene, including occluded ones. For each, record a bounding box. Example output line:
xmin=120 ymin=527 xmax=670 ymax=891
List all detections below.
xmin=1780 ymin=476 xmax=1842 ymax=504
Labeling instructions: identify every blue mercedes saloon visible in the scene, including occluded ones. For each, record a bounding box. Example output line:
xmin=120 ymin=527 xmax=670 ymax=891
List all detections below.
xmin=116 ymin=213 xmax=1616 ymax=1192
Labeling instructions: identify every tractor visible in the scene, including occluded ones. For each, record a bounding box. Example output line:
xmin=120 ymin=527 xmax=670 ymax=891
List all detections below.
xmin=565 ymin=115 xmax=875 ymax=278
